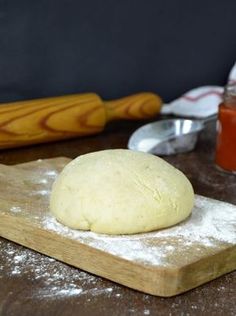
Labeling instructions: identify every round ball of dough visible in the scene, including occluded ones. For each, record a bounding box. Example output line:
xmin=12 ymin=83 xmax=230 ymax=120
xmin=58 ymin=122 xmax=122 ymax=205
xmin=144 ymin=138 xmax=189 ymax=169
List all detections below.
xmin=50 ymin=149 xmax=194 ymax=235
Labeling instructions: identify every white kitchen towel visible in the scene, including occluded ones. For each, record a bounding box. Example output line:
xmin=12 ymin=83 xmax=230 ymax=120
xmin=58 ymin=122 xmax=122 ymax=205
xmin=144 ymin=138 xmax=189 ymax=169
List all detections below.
xmin=161 ymin=62 xmax=236 ymax=118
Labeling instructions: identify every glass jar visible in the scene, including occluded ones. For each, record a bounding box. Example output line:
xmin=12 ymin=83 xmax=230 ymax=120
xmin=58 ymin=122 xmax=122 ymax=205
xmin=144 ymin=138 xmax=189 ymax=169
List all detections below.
xmin=215 ymin=83 xmax=236 ymax=173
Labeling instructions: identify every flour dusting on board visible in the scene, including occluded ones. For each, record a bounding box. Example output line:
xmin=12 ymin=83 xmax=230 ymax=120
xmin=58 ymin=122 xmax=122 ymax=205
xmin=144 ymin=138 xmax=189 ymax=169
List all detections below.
xmin=42 ymin=195 xmax=236 ymax=267
xmin=0 ymin=158 xmax=235 ymax=268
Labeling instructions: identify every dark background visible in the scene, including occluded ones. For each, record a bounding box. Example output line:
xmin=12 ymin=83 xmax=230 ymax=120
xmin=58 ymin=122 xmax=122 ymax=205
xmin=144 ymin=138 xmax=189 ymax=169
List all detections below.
xmin=0 ymin=0 xmax=236 ymax=104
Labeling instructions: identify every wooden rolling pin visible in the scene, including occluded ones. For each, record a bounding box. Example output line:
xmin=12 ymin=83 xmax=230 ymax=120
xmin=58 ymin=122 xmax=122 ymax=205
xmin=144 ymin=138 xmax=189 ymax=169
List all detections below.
xmin=0 ymin=92 xmax=162 ymax=149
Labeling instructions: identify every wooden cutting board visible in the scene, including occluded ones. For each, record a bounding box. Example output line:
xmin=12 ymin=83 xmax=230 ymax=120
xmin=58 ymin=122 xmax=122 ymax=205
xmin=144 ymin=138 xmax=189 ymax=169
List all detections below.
xmin=0 ymin=157 xmax=235 ymax=297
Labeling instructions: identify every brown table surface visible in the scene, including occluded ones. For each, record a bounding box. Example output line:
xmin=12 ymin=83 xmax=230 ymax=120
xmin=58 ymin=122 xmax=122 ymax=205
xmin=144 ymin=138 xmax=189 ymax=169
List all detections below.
xmin=0 ymin=119 xmax=235 ymax=316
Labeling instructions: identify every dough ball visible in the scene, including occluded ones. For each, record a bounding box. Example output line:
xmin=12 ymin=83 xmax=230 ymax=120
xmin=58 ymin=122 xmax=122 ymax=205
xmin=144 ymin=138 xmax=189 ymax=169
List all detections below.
xmin=50 ymin=149 xmax=194 ymax=235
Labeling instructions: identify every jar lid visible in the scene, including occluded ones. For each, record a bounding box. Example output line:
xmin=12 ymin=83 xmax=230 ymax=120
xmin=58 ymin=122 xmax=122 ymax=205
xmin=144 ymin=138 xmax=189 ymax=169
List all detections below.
xmin=224 ymin=83 xmax=236 ymax=98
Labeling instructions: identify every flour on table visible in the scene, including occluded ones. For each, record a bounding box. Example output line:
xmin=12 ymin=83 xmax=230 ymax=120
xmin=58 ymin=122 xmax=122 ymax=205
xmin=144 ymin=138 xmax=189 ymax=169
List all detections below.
xmin=0 ymin=239 xmax=119 ymax=300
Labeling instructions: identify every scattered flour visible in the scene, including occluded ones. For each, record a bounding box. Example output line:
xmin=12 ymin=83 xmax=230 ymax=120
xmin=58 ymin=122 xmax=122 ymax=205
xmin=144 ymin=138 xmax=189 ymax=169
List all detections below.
xmin=42 ymin=195 xmax=236 ymax=267
xmin=10 ymin=206 xmax=22 ymax=213
xmin=0 ymin=239 xmax=118 ymax=300
xmin=0 ymin=159 xmax=235 ymax=315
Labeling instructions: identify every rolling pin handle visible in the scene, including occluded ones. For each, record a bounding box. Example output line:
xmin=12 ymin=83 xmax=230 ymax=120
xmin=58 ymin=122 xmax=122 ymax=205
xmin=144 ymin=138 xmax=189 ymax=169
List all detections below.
xmin=104 ymin=93 xmax=162 ymax=122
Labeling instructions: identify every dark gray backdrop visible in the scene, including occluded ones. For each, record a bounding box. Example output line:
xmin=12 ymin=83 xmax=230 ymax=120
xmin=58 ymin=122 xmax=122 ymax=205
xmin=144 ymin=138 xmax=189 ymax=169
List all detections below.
xmin=0 ymin=0 xmax=236 ymax=103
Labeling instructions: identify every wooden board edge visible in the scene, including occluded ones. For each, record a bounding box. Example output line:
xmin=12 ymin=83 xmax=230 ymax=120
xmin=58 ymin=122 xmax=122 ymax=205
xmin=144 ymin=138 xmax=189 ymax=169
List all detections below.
xmin=174 ymin=245 xmax=236 ymax=295
xmin=0 ymin=213 xmax=182 ymax=297
xmin=0 ymin=213 xmax=235 ymax=297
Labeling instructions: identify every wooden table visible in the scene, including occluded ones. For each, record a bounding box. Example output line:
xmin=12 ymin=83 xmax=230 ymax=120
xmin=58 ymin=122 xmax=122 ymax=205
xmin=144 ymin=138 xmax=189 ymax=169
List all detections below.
xmin=0 ymin=119 xmax=235 ymax=316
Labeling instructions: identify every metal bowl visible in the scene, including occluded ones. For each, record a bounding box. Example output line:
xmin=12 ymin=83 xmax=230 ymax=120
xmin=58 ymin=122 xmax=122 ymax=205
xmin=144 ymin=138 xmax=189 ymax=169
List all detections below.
xmin=128 ymin=119 xmax=204 ymax=156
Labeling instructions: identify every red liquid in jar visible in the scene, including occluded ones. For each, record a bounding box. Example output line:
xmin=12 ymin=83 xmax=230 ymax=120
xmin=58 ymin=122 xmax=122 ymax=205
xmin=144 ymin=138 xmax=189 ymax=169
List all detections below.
xmin=216 ymin=102 xmax=236 ymax=172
